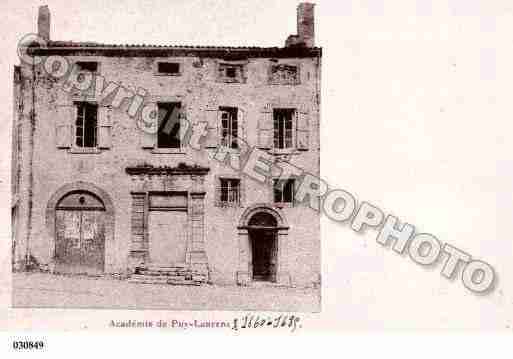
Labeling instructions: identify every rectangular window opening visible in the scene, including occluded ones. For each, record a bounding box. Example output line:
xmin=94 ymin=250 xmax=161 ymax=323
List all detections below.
xmin=219 ymin=107 xmax=239 ymax=149
xmin=218 ymin=63 xmax=244 ymax=83
xmin=157 ymin=102 xmax=182 ymax=149
xmin=75 ymin=102 xmax=98 ymax=148
xmin=158 ymin=62 xmax=181 ymax=75
xmin=226 ymin=67 xmax=237 ymax=78
xmin=273 ymin=108 xmax=295 ymax=149
xmin=270 ymin=64 xmax=298 ymax=84
xmin=76 ymin=61 xmax=98 ymax=72
xmin=219 ymin=178 xmax=240 ymax=204
xmin=274 ymin=179 xmax=295 ymax=204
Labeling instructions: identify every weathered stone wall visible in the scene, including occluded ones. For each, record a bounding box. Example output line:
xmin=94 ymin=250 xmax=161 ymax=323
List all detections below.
xmin=15 ymin=54 xmax=321 ymax=287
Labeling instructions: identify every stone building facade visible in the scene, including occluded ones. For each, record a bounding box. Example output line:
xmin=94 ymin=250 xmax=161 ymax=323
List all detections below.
xmin=12 ymin=4 xmax=321 ymax=287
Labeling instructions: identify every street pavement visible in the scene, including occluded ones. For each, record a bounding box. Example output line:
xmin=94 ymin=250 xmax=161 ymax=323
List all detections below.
xmin=12 ymin=272 xmax=321 ymax=312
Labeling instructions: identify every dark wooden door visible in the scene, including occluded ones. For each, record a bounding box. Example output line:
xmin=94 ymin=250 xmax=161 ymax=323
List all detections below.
xmin=251 ymin=229 xmax=277 ymax=282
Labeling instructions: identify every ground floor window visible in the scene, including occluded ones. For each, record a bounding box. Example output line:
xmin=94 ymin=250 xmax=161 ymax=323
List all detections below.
xmin=218 ymin=178 xmax=241 ymax=205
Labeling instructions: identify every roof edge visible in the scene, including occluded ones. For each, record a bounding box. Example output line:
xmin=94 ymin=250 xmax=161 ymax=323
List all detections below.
xmin=27 ymin=42 xmax=322 ymax=58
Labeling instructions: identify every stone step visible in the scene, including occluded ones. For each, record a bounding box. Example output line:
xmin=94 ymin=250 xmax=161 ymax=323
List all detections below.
xmin=144 ymin=264 xmax=188 ymax=271
xmin=128 ymin=277 xmax=169 ymax=285
xmin=129 ymin=277 xmax=202 ymax=286
xmin=138 ymin=272 xmax=206 ymax=277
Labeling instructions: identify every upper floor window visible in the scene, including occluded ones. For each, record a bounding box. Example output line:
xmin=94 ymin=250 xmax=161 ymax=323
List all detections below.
xmin=219 ymin=178 xmax=241 ymax=205
xmin=157 ymin=102 xmax=181 ymax=149
xmin=75 ymin=102 xmax=98 ymax=148
xmin=218 ymin=63 xmax=245 ymax=83
xmin=270 ymin=64 xmax=299 ymax=85
xmin=273 ymin=108 xmax=295 ymax=149
xmin=157 ymin=62 xmax=181 ymax=75
xmin=76 ymin=61 xmax=98 ymax=72
xmin=274 ymin=178 xmax=295 ymax=204
xmin=219 ymin=107 xmax=238 ymax=149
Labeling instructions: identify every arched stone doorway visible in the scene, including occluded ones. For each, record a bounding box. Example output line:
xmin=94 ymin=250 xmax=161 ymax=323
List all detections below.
xmin=237 ymin=204 xmax=290 ymax=286
xmin=46 ymin=182 xmax=115 ymax=275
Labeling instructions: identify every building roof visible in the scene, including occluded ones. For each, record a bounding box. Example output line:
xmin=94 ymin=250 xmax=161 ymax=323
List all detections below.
xmin=27 ymin=41 xmax=322 ymax=59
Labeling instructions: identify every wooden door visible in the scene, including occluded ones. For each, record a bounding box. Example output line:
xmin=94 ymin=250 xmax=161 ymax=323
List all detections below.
xmin=55 ymin=210 xmax=82 ymax=271
xmin=55 ymin=192 xmax=105 ymax=275
xmin=269 ymin=230 xmax=278 ymax=282
xmin=148 ymin=210 xmax=187 ymax=265
xmin=80 ymin=211 xmax=105 ymax=272
xmin=251 ymin=229 xmax=277 ymax=282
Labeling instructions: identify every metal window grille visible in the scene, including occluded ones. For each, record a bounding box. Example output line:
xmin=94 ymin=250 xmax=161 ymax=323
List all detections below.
xmin=219 ymin=178 xmax=240 ymax=204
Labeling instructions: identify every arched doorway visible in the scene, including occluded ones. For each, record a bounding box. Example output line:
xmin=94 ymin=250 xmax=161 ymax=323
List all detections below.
xmin=237 ymin=204 xmax=290 ymax=286
xmin=54 ymin=191 xmax=106 ymax=274
xmin=248 ymin=212 xmax=278 ymax=282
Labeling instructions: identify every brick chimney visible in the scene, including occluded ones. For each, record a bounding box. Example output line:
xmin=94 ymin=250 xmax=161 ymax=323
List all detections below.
xmin=285 ymin=3 xmax=315 ymax=47
xmin=297 ymin=2 xmax=315 ymax=47
xmin=37 ymin=5 xmax=50 ymax=41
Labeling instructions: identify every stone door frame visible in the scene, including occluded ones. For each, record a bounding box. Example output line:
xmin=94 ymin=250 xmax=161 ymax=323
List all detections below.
xmin=236 ymin=203 xmax=290 ymax=286
xmin=125 ymin=165 xmax=210 ymax=275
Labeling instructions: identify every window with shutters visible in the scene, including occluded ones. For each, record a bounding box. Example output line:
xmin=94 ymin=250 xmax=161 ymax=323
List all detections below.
xmin=217 ymin=178 xmax=241 ymax=206
xmin=75 ymin=102 xmax=98 ymax=148
xmin=157 ymin=102 xmax=181 ymax=149
xmin=219 ymin=107 xmax=238 ymax=149
xmin=273 ymin=108 xmax=295 ymax=149
xmin=273 ymin=178 xmax=295 ymax=204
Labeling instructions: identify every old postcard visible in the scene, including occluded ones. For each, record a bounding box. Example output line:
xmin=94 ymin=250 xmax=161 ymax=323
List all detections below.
xmin=2 ymin=1 xmax=513 ymax=356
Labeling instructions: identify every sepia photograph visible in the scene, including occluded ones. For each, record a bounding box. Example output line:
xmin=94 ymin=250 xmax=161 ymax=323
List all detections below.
xmin=3 ymin=0 xmax=513 ymax=357
xmin=10 ymin=2 xmax=321 ymax=312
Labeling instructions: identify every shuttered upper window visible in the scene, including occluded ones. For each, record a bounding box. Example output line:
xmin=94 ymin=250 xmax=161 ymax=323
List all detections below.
xmin=257 ymin=105 xmax=309 ymax=151
xmin=55 ymin=102 xmax=111 ymax=152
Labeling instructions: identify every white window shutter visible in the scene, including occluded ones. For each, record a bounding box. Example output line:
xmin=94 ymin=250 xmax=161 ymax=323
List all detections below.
xmin=204 ymin=108 xmax=219 ymax=148
xmin=141 ymin=132 xmax=156 ymax=149
xmin=235 ymin=107 xmax=245 ymax=150
xmin=98 ymin=106 xmax=112 ymax=149
xmin=238 ymin=107 xmax=244 ymax=141
xmin=296 ymin=108 xmax=310 ymax=151
xmin=257 ymin=104 xmax=273 ymax=149
xmin=55 ymin=105 xmax=74 ymax=149
xmin=178 ymin=107 xmax=189 ymax=145
xmin=141 ymin=103 xmax=158 ymax=149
